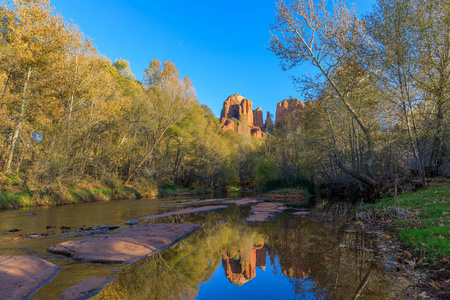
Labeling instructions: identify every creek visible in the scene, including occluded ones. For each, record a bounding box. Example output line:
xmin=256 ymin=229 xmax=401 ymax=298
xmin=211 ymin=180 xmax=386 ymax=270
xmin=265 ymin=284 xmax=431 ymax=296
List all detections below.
xmin=0 ymin=193 xmax=415 ymax=299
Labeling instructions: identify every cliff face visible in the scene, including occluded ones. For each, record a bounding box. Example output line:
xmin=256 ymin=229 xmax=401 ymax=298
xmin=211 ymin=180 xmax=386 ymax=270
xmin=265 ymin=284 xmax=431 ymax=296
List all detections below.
xmin=265 ymin=111 xmax=273 ymax=127
xmin=220 ymin=94 xmax=253 ymax=126
xmin=275 ymin=98 xmax=306 ymax=124
xmin=253 ymin=106 xmax=263 ymax=128
xmin=220 ymin=94 xmax=265 ymax=138
xmin=219 ymin=94 xmax=311 ymax=137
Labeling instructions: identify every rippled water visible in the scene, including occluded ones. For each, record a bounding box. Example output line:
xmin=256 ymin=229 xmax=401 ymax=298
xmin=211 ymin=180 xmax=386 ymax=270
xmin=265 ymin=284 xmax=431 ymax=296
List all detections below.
xmin=0 ymin=195 xmax=414 ymax=299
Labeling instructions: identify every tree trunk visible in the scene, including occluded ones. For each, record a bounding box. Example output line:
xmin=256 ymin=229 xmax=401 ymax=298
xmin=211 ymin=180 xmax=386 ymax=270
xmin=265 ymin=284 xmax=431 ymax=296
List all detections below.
xmin=5 ymin=67 xmax=32 ymax=172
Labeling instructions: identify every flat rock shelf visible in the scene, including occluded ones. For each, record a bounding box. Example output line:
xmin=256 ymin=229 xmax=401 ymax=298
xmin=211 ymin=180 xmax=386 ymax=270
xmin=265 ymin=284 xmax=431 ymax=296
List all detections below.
xmin=57 ymin=276 xmax=115 ymax=300
xmin=139 ymin=205 xmax=228 ymax=220
xmin=245 ymin=202 xmax=287 ymax=222
xmin=0 ymin=255 xmax=61 ymax=300
xmin=48 ymin=223 xmax=202 ymax=263
xmin=223 ymin=198 xmax=263 ymax=206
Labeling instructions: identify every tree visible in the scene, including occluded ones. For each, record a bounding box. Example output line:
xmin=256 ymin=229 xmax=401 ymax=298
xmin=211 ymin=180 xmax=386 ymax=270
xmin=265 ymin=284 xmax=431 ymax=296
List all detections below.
xmin=365 ymin=0 xmax=428 ymax=186
xmin=123 ymin=59 xmax=197 ymax=184
xmin=270 ymin=0 xmax=381 ymax=191
xmin=1 ymin=0 xmax=74 ymax=171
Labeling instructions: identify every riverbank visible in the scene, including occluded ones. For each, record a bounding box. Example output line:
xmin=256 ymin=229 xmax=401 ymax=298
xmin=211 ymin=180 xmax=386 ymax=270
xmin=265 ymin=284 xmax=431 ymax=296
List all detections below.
xmin=357 ymin=178 xmax=450 ymax=298
xmin=0 ymin=173 xmax=147 ymax=209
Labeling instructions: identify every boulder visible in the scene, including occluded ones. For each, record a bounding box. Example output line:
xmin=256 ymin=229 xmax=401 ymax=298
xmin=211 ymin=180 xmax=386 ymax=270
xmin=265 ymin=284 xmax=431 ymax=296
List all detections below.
xmin=0 ymin=255 xmax=61 ymax=299
xmin=250 ymin=127 xmax=262 ymax=138
xmin=220 ymin=119 xmax=235 ymax=133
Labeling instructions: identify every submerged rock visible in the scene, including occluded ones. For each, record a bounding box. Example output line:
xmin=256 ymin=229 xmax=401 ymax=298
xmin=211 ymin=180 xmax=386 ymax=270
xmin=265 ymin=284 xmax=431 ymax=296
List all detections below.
xmin=0 ymin=255 xmax=61 ymax=299
xmin=57 ymin=276 xmax=115 ymax=300
xmin=48 ymin=223 xmax=202 ymax=263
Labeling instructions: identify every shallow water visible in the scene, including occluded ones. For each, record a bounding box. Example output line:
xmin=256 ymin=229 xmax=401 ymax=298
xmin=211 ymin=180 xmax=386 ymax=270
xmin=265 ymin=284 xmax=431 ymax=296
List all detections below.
xmin=0 ymin=195 xmax=414 ymax=299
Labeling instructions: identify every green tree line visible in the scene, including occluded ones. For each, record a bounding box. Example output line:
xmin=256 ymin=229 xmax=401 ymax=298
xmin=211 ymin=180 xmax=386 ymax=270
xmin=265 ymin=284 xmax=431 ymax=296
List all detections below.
xmin=0 ymin=0 xmax=260 ymax=205
xmin=266 ymin=0 xmax=449 ymax=197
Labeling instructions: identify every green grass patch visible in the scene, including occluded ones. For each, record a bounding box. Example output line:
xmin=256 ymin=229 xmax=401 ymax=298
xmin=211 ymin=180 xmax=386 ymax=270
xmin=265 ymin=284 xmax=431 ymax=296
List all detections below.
xmin=226 ymin=186 xmax=241 ymax=192
xmin=359 ymin=185 xmax=450 ymax=263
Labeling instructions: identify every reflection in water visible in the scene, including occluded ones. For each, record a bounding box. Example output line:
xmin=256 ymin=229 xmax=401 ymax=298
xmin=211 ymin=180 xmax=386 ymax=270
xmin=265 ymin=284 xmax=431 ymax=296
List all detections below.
xmin=222 ymin=244 xmax=266 ymax=285
xmin=95 ymin=209 xmax=414 ymax=300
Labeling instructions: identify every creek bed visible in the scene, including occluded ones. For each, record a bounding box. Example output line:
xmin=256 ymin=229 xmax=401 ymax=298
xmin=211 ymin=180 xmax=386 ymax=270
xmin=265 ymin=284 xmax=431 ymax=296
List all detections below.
xmin=0 ymin=194 xmax=416 ymax=299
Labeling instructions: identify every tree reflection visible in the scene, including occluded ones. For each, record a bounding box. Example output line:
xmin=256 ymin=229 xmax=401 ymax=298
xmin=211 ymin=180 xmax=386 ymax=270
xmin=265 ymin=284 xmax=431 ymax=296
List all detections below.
xmin=96 ymin=208 xmax=414 ymax=300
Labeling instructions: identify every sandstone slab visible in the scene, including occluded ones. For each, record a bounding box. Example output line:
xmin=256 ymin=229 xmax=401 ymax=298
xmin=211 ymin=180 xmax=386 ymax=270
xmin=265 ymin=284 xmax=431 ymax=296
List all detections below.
xmin=57 ymin=276 xmax=115 ymax=300
xmin=224 ymin=198 xmax=262 ymax=206
xmin=293 ymin=211 xmax=310 ymax=216
xmin=0 ymin=255 xmax=61 ymax=300
xmin=48 ymin=223 xmax=202 ymax=263
xmin=140 ymin=205 xmax=227 ymax=220
xmin=245 ymin=202 xmax=287 ymax=222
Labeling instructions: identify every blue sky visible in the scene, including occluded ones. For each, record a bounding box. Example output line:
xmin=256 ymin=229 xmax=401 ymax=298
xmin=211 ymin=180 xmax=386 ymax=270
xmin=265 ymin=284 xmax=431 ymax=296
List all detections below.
xmin=51 ymin=0 xmax=376 ymax=118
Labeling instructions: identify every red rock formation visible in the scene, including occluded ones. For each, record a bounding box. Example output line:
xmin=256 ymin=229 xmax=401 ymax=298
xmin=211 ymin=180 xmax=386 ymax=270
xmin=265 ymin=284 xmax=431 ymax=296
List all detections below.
xmin=219 ymin=94 xmax=270 ymax=138
xmin=265 ymin=111 xmax=273 ymax=127
xmin=256 ymin=247 xmax=266 ymax=271
xmin=253 ymin=106 xmax=263 ymax=128
xmin=250 ymin=127 xmax=262 ymax=138
xmin=275 ymin=98 xmax=305 ymax=124
xmin=220 ymin=94 xmax=253 ymax=126
xmin=222 ymin=244 xmax=265 ymax=286
xmin=220 ymin=119 xmax=235 ymax=133
xmin=280 ymin=259 xmax=311 ymax=279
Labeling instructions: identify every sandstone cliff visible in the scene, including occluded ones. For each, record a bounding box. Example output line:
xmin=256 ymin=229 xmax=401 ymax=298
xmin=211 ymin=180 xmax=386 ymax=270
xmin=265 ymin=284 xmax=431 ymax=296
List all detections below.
xmin=275 ymin=98 xmax=306 ymax=124
xmin=265 ymin=111 xmax=274 ymax=128
xmin=220 ymin=94 xmax=253 ymax=126
xmin=253 ymin=106 xmax=263 ymax=128
xmin=220 ymin=94 xmax=266 ymax=138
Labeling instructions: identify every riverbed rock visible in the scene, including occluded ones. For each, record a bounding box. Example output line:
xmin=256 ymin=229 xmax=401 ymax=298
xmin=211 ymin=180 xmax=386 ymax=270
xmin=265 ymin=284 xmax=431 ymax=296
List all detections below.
xmin=57 ymin=276 xmax=115 ymax=300
xmin=224 ymin=198 xmax=262 ymax=206
xmin=140 ymin=205 xmax=228 ymax=220
xmin=293 ymin=211 xmax=310 ymax=216
xmin=48 ymin=223 xmax=202 ymax=263
xmin=0 ymin=255 xmax=61 ymax=299
xmin=245 ymin=202 xmax=287 ymax=222
xmin=125 ymin=219 xmax=139 ymax=225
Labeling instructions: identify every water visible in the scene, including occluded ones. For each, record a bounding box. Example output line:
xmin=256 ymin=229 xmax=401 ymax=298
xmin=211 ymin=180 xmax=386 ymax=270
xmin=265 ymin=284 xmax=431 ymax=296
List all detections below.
xmin=0 ymin=195 xmax=414 ymax=299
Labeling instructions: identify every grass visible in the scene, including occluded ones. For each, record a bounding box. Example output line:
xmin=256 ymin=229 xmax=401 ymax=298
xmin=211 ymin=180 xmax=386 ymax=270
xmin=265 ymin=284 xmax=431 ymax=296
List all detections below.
xmin=225 ymin=185 xmax=241 ymax=192
xmin=0 ymin=177 xmax=142 ymax=209
xmin=358 ymin=184 xmax=450 ymax=263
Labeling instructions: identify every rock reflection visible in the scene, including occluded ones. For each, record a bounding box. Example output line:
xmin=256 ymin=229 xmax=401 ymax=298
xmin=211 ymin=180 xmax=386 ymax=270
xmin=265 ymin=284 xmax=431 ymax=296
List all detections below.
xmin=95 ymin=208 xmax=415 ymax=300
xmin=222 ymin=244 xmax=266 ymax=285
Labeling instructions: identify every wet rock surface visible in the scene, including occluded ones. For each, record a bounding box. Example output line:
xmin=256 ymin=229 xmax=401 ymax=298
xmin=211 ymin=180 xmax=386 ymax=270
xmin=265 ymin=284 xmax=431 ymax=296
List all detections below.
xmin=224 ymin=198 xmax=263 ymax=206
xmin=48 ymin=223 xmax=202 ymax=263
xmin=245 ymin=202 xmax=287 ymax=222
xmin=57 ymin=276 xmax=115 ymax=300
xmin=140 ymin=205 xmax=227 ymax=220
xmin=0 ymin=255 xmax=61 ymax=299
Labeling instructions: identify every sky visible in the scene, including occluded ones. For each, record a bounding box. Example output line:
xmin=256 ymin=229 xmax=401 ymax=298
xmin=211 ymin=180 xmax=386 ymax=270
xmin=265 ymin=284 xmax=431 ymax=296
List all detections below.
xmin=51 ymin=0 xmax=377 ymax=119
